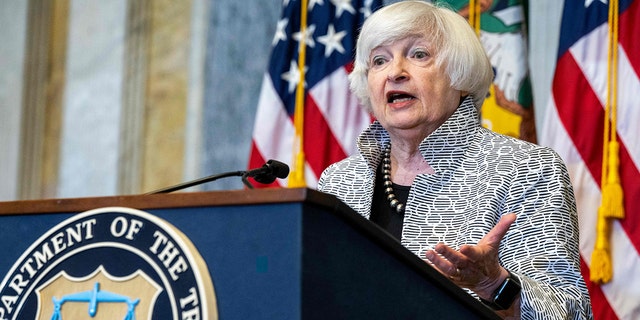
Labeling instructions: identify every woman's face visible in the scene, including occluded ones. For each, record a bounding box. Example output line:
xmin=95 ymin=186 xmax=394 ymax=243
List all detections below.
xmin=367 ymin=36 xmax=463 ymax=137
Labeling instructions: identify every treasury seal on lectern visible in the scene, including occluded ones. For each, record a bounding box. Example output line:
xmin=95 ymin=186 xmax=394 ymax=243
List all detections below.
xmin=0 ymin=207 xmax=217 ymax=320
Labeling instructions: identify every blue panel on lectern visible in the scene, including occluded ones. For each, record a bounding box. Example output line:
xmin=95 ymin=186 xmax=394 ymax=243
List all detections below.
xmin=150 ymin=204 xmax=304 ymax=319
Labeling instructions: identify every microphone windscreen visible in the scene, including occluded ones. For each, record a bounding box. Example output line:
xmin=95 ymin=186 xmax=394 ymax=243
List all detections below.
xmin=266 ymin=159 xmax=290 ymax=179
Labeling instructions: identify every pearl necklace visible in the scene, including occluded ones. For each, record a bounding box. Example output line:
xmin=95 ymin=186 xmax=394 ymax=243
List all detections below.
xmin=382 ymin=146 xmax=405 ymax=214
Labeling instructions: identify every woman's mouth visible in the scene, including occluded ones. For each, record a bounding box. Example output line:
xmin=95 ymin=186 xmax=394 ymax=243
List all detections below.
xmin=387 ymin=92 xmax=416 ymax=103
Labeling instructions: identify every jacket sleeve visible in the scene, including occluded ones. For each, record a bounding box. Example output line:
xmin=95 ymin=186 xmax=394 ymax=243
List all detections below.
xmin=500 ymin=147 xmax=592 ymax=319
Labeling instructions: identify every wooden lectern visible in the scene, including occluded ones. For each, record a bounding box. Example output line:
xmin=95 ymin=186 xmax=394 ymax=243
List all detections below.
xmin=0 ymin=188 xmax=498 ymax=319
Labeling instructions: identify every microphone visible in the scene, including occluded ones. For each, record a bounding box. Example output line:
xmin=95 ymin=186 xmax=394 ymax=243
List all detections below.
xmin=242 ymin=159 xmax=290 ymax=185
xmin=145 ymin=159 xmax=290 ymax=194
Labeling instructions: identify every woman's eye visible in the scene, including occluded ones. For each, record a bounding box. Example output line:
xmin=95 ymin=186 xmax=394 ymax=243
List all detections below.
xmin=371 ymin=56 xmax=387 ymax=66
xmin=412 ymin=50 xmax=429 ymax=60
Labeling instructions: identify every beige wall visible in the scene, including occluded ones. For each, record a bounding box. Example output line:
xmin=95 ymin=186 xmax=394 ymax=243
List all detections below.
xmin=0 ymin=0 xmax=207 ymax=200
xmin=0 ymin=1 xmax=28 ymax=201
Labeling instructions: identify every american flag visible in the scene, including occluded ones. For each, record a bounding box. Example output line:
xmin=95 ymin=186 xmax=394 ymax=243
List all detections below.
xmin=541 ymin=0 xmax=640 ymax=318
xmin=248 ymin=0 xmax=382 ymax=188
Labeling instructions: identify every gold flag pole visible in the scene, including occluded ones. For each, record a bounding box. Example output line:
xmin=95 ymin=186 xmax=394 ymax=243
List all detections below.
xmin=468 ymin=0 xmax=481 ymax=35
xmin=289 ymin=0 xmax=309 ymax=188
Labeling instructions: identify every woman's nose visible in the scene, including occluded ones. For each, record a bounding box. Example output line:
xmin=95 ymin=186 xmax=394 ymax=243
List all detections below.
xmin=387 ymin=57 xmax=409 ymax=82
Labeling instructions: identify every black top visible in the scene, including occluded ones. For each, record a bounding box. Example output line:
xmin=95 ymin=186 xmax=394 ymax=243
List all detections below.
xmin=370 ymin=162 xmax=410 ymax=241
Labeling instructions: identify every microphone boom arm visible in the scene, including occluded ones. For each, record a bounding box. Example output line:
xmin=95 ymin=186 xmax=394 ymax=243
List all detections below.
xmin=145 ymin=171 xmax=245 ymax=194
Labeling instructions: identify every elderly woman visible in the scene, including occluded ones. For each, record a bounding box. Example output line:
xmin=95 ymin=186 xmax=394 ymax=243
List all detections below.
xmin=317 ymin=1 xmax=592 ymax=319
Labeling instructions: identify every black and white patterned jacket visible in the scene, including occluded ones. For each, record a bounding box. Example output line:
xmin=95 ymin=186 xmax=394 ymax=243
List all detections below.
xmin=318 ymin=97 xmax=592 ymax=319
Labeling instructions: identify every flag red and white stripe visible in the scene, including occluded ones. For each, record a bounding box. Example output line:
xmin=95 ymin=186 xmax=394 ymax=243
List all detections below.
xmin=541 ymin=0 xmax=640 ymax=318
xmin=249 ymin=0 xmax=381 ymax=188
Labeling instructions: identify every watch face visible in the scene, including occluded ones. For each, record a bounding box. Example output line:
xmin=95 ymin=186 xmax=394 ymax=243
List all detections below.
xmin=493 ymin=277 xmax=521 ymax=310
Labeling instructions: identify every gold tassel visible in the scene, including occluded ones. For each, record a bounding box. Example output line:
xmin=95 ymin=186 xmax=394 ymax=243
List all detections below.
xmin=590 ymin=210 xmax=612 ymax=284
xmin=602 ymin=141 xmax=625 ymax=219
xmin=590 ymin=0 xmax=621 ymax=285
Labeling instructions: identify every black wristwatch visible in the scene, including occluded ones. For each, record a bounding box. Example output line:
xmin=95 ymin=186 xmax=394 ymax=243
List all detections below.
xmin=479 ymin=271 xmax=521 ymax=310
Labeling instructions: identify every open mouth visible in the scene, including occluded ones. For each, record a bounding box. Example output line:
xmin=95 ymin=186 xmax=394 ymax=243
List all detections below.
xmin=387 ymin=92 xmax=416 ymax=103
